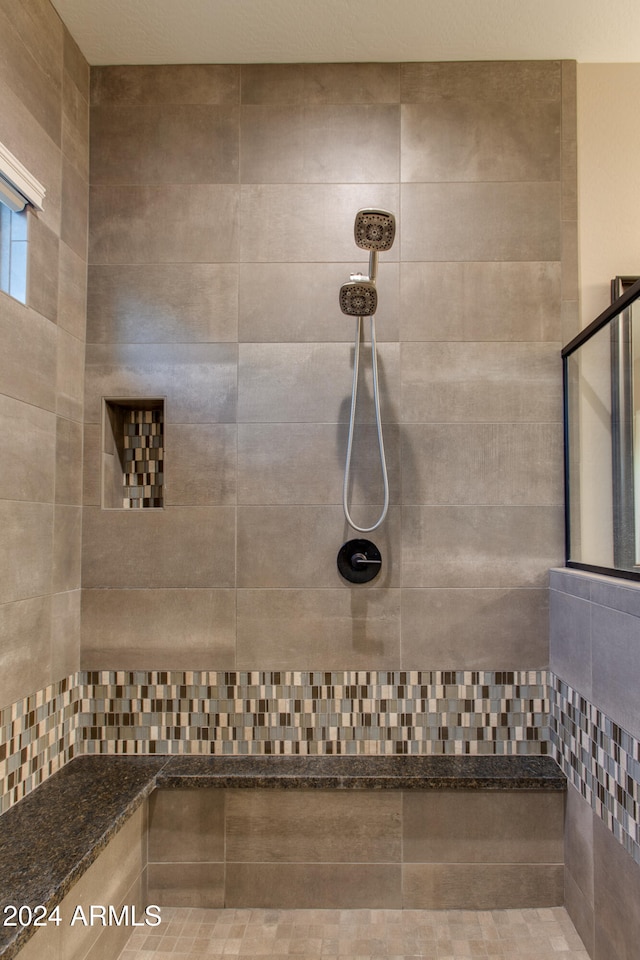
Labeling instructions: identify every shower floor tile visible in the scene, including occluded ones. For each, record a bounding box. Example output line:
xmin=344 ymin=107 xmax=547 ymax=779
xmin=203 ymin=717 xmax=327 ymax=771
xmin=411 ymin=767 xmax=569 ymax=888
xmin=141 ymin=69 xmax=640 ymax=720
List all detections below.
xmin=116 ymin=906 xmax=589 ymax=959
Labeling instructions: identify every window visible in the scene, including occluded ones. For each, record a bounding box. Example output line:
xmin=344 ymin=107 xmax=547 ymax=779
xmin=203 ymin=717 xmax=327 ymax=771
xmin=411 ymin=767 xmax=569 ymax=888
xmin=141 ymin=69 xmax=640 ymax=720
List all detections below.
xmin=0 ymin=139 xmax=46 ymax=305
xmin=0 ymin=202 xmax=28 ymax=303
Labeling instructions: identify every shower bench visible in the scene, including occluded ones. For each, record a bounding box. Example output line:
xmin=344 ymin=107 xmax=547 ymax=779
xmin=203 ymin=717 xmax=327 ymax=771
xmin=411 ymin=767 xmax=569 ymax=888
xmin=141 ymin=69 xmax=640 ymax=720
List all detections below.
xmin=0 ymin=754 xmax=566 ymax=959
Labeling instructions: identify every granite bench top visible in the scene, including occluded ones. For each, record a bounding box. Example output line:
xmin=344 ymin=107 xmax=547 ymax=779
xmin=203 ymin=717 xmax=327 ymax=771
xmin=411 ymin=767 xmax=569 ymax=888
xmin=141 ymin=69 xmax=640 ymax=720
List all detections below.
xmin=0 ymin=754 xmax=565 ymax=958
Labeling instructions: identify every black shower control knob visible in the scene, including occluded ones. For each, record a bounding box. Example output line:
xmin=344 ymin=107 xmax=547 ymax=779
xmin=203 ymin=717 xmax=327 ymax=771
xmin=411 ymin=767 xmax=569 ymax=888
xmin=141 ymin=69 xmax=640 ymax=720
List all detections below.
xmin=337 ymin=539 xmax=382 ymax=583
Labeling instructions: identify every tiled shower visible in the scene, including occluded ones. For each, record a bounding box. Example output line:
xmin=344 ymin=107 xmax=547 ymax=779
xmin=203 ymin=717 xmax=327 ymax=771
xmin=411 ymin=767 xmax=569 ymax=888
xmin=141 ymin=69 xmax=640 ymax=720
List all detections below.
xmin=1 ymin=1 xmax=640 ymax=956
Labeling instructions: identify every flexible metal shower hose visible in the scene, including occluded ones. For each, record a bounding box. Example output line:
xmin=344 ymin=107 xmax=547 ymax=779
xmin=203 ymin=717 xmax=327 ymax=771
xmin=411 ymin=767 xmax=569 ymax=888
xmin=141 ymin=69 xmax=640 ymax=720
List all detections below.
xmin=342 ymin=315 xmax=389 ymax=532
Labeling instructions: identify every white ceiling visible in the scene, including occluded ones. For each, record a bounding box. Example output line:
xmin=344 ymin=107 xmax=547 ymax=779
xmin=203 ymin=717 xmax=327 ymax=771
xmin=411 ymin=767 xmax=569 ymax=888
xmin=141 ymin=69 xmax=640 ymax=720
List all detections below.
xmin=50 ymin=0 xmax=640 ymax=66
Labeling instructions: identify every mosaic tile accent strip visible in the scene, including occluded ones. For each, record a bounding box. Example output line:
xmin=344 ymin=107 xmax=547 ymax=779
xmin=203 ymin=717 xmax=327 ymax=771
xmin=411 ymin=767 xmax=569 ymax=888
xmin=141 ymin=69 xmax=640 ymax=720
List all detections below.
xmin=78 ymin=670 xmax=549 ymax=758
xmin=0 ymin=675 xmax=80 ymax=815
xmin=549 ymin=672 xmax=640 ymax=866
xmin=123 ymin=408 xmax=163 ymax=508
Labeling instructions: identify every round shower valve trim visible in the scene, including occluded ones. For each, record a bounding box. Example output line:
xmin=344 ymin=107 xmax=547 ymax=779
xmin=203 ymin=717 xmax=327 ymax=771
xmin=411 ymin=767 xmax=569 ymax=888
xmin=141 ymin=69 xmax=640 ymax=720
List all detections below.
xmin=337 ymin=539 xmax=382 ymax=583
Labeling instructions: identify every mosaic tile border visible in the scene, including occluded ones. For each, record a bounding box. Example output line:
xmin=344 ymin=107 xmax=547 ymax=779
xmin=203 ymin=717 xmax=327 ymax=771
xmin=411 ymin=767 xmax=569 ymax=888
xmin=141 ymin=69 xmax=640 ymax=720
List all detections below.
xmin=0 ymin=669 xmax=548 ymax=814
xmin=78 ymin=669 xmax=549 ymax=757
xmin=549 ymin=671 xmax=640 ymax=867
xmin=0 ymin=675 xmax=79 ymax=815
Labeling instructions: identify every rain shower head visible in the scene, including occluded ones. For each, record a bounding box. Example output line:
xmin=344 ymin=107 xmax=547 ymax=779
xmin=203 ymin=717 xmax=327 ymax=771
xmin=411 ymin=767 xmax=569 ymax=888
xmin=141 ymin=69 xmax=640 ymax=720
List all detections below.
xmin=339 ymin=279 xmax=378 ymax=317
xmin=354 ymin=209 xmax=396 ymax=253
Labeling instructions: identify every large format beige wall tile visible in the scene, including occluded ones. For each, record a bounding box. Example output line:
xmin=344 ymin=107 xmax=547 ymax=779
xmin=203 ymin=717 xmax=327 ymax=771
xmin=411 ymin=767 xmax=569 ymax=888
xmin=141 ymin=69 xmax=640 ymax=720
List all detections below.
xmin=56 ymin=326 xmax=85 ymax=421
xmin=27 ymin=215 xmax=59 ymax=323
xmin=401 ymin=100 xmax=560 ymax=182
xmin=401 ymin=587 xmax=549 ymax=669
xmin=147 ymin=862 xmax=225 ymax=908
xmin=237 ymin=588 xmax=401 ymax=669
xmin=55 ymin=416 xmax=83 ymax=505
xmin=402 ymin=505 xmax=564 ymax=588
xmin=238 ymin=422 xmax=399 ymax=507
xmin=239 ymin=183 xmax=399 ymax=262
xmin=51 ymin=589 xmax=81 ymax=681
xmin=401 ymin=423 xmax=564 ymax=505
xmin=0 ymin=394 xmax=56 ymax=502
xmin=400 ymin=182 xmax=561 ymax=262
xmin=241 ymin=104 xmax=399 ymax=183
xmin=403 ymin=791 xmax=564 ymax=863
xmin=226 ymin=789 xmax=401 ymax=862
xmin=0 ymin=501 xmax=53 ymax=604
xmin=89 ymin=184 xmax=239 ymax=264
xmin=84 ymin=343 xmax=237 ymax=423
xmin=91 ymin=104 xmax=239 ymax=185
xmin=149 ymin=789 xmax=225 ymax=863
xmin=52 ymin=504 xmax=82 ymax=593
xmin=402 ymin=862 xmax=564 ymax=909
xmin=238 ymin=342 xmax=399 ymax=424
xmin=399 ymin=261 xmax=560 ymax=342
xmin=91 ymin=64 xmax=240 ymax=106
xmin=57 ymin=242 xmax=88 ymax=340
xmin=87 ymin=263 xmax=238 ymax=343
xmin=237 ymin=505 xmax=400 ymax=589
xmin=241 ymin=63 xmax=400 ymax=105
xmin=226 ymin=862 xmax=402 ymax=909
xmin=400 ymin=61 xmax=561 ymax=103
xmin=238 ymin=261 xmax=399 ymax=343
xmin=82 ymin=507 xmax=235 ymax=589
xmin=0 ymin=297 xmax=57 ymax=411
xmin=400 ymin=342 xmax=562 ymax=423
xmin=165 ymin=423 xmax=236 ymax=506
xmin=81 ymin=589 xmax=236 ymax=669
xmin=0 ymin=596 xmax=51 ymax=707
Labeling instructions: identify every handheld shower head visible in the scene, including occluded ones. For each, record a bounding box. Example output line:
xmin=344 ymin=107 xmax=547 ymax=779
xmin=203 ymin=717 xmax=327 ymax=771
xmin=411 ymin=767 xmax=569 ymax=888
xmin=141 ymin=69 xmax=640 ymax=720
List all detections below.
xmin=339 ymin=279 xmax=378 ymax=317
xmin=354 ymin=209 xmax=396 ymax=253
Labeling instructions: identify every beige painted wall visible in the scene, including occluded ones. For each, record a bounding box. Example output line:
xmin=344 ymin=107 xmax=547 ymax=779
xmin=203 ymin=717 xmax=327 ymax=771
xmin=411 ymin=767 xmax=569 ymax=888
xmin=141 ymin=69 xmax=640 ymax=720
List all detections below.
xmin=577 ymin=63 xmax=640 ymax=327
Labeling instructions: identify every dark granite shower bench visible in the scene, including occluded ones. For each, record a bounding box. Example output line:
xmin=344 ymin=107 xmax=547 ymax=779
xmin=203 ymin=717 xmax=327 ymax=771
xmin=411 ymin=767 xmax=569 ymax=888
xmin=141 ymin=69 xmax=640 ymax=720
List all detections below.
xmin=0 ymin=754 xmax=566 ymax=959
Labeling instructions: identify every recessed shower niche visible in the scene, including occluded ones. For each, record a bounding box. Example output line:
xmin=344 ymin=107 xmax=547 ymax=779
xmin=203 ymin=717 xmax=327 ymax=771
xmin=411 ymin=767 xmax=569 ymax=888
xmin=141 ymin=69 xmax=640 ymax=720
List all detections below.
xmin=102 ymin=399 xmax=165 ymax=509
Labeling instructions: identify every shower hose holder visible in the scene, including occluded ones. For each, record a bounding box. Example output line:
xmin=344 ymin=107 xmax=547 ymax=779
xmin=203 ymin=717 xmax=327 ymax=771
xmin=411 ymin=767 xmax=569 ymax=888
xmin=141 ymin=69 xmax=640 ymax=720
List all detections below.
xmin=337 ymin=538 xmax=382 ymax=583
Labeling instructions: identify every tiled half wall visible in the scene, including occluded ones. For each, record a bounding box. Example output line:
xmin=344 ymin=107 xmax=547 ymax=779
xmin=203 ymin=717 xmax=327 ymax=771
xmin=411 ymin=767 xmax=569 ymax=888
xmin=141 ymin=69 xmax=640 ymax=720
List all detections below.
xmin=3 ymin=668 xmax=639 ymax=873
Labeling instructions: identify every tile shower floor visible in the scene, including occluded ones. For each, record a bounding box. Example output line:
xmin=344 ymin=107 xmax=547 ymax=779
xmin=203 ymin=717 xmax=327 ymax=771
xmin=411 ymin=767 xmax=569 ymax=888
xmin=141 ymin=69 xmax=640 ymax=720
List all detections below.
xmin=117 ymin=906 xmax=589 ymax=959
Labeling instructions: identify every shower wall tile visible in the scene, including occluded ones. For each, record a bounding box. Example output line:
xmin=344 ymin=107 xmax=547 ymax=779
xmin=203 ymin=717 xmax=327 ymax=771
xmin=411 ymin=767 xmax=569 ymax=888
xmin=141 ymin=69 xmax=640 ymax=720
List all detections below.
xmin=81 ymin=506 xmax=236 ymax=589
xmin=91 ymin=104 xmax=239 ymax=185
xmin=0 ymin=501 xmax=54 ymax=604
xmin=237 ymin=506 xmax=401 ymax=589
xmin=62 ymin=67 xmax=90 ymax=179
xmin=81 ymin=588 xmax=236 ymax=669
xmin=400 ymin=60 xmax=561 ymax=103
xmin=401 ymin=99 xmax=560 ymax=182
xmin=400 ymin=342 xmax=562 ymax=423
xmin=239 ymin=183 xmax=399 ymax=262
xmin=89 ymin=184 xmax=239 ymax=264
xmin=56 ymin=326 xmax=85 ymax=421
xmin=225 ymin=862 xmax=402 ymax=909
xmin=52 ymin=504 xmax=82 ymax=593
xmin=241 ymin=63 xmax=401 ymax=105
xmin=87 ymin=263 xmax=238 ymax=343
xmin=0 ymin=597 xmax=51 ymax=709
xmin=238 ymin=261 xmax=399 ymax=343
xmin=147 ymin=862 xmax=225 ymax=908
xmin=401 ymin=587 xmax=549 ymax=669
xmin=55 ymin=416 xmax=83 ymax=505
xmin=165 ymin=423 xmax=237 ymax=506
xmin=402 ymin=505 xmax=563 ymax=588
xmin=60 ymin=156 xmax=88 ymax=259
xmin=400 ymin=182 xmax=561 ymax=262
xmin=27 ymin=215 xmax=59 ymax=323
xmin=64 ymin=26 xmax=89 ymax=101
xmin=51 ymin=589 xmax=81 ymax=682
xmin=0 ymin=1 xmax=62 ymax=146
xmin=549 ymin=587 xmax=592 ymax=697
xmin=225 ymin=789 xmax=402 ymax=862
xmin=402 ymin=862 xmax=563 ymax=910
xmin=81 ymin=423 xmax=100 ymax=505
xmin=401 ymin=422 xmax=564 ymax=505
xmin=0 ymin=297 xmax=57 ymax=411
xmin=238 ymin=422 xmax=400 ymax=507
xmin=90 ymin=64 xmax=240 ymax=106
xmin=149 ymin=788 xmax=225 ymax=863
xmin=83 ymin=343 xmax=237 ymax=423
xmin=0 ymin=394 xmax=56 ymax=502
xmin=238 ymin=342 xmax=399 ymax=424
xmin=399 ymin=261 xmax=560 ymax=342
xmin=240 ymin=104 xmax=399 ymax=183
xmin=403 ymin=791 xmax=564 ymax=863
xmin=57 ymin=242 xmax=88 ymax=341
xmin=591 ymin=604 xmax=640 ymax=743
xmin=236 ymin=588 xmax=401 ymax=669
